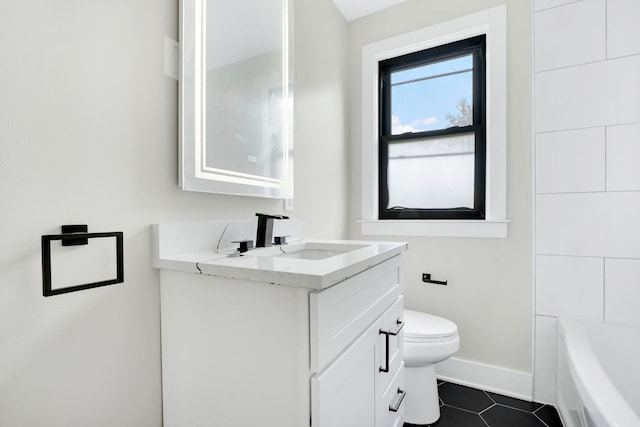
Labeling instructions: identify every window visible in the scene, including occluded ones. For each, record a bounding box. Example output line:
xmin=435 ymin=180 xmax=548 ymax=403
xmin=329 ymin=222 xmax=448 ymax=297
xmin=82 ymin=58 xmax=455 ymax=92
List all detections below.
xmin=378 ymin=36 xmax=486 ymax=220
xmin=360 ymin=6 xmax=507 ymax=238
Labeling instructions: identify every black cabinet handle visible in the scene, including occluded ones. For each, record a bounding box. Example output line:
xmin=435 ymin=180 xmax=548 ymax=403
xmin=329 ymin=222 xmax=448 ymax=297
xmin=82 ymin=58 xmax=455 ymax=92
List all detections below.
xmin=379 ymin=319 xmax=404 ymax=373
xmin=389 ymin=388 xmax=406 ymax=412
xmin=386 ymin=319 xmax=404 ymax=336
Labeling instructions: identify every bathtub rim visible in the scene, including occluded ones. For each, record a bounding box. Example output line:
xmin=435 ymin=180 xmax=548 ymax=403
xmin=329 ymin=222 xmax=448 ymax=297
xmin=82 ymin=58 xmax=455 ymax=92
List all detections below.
xmin=558 ymin=318 xmax=640 ymax=427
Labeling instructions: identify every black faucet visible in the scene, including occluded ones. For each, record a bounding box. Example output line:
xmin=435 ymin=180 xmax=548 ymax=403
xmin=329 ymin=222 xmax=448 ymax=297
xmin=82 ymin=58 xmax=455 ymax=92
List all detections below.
xmin=255 ymin=213 xmax=289 ymax=248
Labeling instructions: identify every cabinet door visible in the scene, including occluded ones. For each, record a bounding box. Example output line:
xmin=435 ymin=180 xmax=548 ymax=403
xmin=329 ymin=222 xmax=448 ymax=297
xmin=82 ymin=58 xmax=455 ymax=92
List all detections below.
xmin=310 ymin=256 xmax=402 ymax=372
xmin=311 ymin=319 xmax=382 ymax=427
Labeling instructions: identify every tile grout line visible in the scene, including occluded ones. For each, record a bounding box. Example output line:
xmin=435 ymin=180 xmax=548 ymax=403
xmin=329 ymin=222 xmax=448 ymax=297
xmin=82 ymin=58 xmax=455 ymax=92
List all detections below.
xmin=491 ymin=402 xmax=543 ymax=415
xmin=440 ymin=403 xmax=493 ymax=416
xmin=438 ymin=382 xmax=560 ymax=426
xmin=478 ymin=413 xmax=491 ymax=427
xmin=534 ymin=0 xmax=583 ymax=15
xmin=483 ymin=388 xmax=546 ymax=414
xmin=479 ymin=390 xmax=497 ymax=416
xmin=535 ymin=120 xmax=640 ymax=137
xmin=533 ymin=405 xmax=555 ymax=427
xmin=534 ymin=411 xmax=552 ymax=427
xmin=535 ymin=51 xmax=640 ymax=75
xmin=477 ymin=403 xmax=496 ymax=416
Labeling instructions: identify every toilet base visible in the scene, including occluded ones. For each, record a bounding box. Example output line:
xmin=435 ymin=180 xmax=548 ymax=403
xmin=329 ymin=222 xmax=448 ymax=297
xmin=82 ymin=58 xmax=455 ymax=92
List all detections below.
xmin=404 ymin=364 xmax=440 ymax=425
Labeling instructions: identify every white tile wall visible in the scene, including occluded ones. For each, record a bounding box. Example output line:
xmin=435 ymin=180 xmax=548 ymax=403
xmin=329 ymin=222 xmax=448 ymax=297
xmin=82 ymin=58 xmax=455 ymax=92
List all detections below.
xmin=536 ymin=255 xmax=604 ymax=320
xmin=535 ymin=128 xmax=605 ymax=194
xmin=535 ymin=61 xmax=607 ymax=133
xmin=533 ymin=315 xmax=558 ymax=404
xmin=534 ymin=0 xmax=605 ymax=72
xmin=607 ymin=123 xmax=640 ymax=191
xmin=534 ymin=0 xmax=640 ymax=401
xmin=605 ymin=258 xmax=640 ymax=326
xmin=534 ymin=0 xmax=582 ymax=13
xmin=607 ymin=0 xmax=640 ymax=59
xmin=535 ymin=56 xmax=640 ymax=133
xmin=536 ymin=193 xmax=607 ymax=257
xmin=606 ymin=55 xmax=640 ymax=125
xmin=537 ymin=192 xmax=640 ymax=258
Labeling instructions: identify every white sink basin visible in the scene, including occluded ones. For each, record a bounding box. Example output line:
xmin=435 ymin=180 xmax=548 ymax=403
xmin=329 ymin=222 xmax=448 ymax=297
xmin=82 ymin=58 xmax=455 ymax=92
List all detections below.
xmin=248 ymin=242 xmax=368 ymax=260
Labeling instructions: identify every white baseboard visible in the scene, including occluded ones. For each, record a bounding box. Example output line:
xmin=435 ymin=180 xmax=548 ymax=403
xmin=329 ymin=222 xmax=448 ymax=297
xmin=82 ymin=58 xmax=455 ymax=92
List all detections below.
xmin=435 ymin=357 xmax=533 ymax=401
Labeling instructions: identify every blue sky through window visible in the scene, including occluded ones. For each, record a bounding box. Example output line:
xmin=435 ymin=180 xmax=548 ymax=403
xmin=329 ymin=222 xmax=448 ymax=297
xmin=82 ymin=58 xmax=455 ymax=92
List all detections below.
xmin=391 ymin=54 xmax=472 ymax=134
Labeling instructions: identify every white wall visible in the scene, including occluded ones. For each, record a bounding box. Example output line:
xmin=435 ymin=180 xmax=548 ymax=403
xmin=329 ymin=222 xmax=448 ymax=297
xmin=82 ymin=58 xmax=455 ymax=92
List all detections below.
xmin=348 ymin=0 xmax=534 ymax=396
xmin=533 ymin=0 xmax=640 ymax=404
xmin=293 ymin=0 xmax=350 ymax=237
xmin=0 ymin=0 xmax=348 ymax=425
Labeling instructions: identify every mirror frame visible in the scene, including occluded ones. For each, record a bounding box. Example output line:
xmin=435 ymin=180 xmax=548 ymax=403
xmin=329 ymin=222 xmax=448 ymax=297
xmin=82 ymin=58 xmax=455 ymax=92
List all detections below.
xmin=179 ymin=0 xmax=293 ymax=198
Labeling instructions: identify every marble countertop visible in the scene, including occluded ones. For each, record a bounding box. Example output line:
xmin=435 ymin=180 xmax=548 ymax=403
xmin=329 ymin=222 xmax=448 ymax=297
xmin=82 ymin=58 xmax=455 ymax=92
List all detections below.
xmin=154 ymin=239 xmax=408 ymax=289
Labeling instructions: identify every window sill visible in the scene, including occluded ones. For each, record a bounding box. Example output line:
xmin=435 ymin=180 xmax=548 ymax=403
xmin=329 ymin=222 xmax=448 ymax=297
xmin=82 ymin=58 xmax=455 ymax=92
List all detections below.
xmin=358 ymin=219 xmax=509 ymax=238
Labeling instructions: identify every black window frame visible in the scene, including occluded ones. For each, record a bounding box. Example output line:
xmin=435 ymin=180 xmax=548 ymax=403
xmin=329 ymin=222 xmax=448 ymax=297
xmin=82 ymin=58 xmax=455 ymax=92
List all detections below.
xmin=378 ymin=35 xmax=487 ymax=220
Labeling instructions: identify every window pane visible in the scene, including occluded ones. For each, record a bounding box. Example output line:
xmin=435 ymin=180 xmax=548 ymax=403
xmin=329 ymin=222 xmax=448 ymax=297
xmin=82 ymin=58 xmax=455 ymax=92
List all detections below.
xmin=390 ymin=55 xmax=472 ymax=134
xmin=386 ymin=133 xmax=475 ymax=210
xmin=391 ymin=55 xmax=472 ymax=85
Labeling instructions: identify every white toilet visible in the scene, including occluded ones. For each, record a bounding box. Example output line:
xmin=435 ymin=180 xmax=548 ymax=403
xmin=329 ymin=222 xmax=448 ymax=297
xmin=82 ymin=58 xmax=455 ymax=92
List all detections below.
xmin=403 ymin=309 xmax=460 ymax=425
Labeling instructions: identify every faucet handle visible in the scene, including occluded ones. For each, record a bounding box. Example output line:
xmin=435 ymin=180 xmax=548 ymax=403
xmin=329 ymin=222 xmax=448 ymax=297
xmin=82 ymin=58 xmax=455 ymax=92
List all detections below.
xmin=231 ymin=240 xmax=254 ymax=253
xmin=273 ymin=236 xmax=290 ymax=245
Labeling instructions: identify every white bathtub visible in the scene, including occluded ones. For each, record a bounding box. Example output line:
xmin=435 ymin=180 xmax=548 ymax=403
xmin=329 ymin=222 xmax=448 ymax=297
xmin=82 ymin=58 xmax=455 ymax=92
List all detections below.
xmin=557 ymin=318 xmax=640 ymax=427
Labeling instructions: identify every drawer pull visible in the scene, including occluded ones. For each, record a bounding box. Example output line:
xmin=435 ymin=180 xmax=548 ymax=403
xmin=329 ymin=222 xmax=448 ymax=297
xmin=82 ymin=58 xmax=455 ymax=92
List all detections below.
xmin=379 ymin=319 xmax=404 ymax=373
xmin=387 ymin=318 xmax=405 ymax=336
xmin=389 ymin=388 xmax=406 ymax=412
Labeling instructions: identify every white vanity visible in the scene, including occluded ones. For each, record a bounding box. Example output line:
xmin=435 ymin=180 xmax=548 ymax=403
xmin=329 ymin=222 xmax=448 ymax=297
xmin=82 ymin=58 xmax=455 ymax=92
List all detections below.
xmin=153 ymin=221 xmax=407 ymax=427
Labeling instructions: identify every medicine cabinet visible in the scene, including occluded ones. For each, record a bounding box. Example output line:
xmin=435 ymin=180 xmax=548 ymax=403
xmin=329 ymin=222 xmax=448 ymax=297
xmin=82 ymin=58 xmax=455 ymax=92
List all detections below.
xmin=179 ymin=0 xmax=293 ymax=198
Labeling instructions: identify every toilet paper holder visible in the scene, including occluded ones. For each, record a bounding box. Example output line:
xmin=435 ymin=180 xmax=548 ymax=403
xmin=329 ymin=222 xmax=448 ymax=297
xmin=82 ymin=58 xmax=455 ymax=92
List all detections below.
xmin=422 ymin=273 xmax=447 ymax=286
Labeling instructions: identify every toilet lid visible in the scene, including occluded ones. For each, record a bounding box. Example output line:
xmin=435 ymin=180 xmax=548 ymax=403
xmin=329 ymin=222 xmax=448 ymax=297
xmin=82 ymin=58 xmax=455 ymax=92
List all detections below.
xmin=403 ymin=309 xmax=458 ymax=340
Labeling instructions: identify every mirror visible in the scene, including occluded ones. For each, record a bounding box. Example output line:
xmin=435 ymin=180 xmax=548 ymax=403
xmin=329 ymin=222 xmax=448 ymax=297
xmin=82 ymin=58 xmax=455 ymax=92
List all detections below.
xmin=179 ymin=0 xmax=293 ymax=198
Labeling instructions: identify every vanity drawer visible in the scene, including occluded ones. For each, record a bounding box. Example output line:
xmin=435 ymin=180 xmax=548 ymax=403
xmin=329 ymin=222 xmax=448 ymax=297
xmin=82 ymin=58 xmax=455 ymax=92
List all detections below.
xmin=310 ymin=256 xmax=402 ymax=372
xmin=379 ymin=363 xmax=405 ymax=427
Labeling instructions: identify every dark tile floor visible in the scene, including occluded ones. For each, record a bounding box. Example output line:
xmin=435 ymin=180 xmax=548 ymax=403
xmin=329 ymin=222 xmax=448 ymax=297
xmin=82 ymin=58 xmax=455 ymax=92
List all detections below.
xmin=404 ymin=381 xmax=564 ymax=427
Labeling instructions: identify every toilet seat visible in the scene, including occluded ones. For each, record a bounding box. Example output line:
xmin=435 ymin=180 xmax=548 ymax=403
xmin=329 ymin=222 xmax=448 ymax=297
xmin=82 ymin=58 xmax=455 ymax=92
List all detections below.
xmin=403 ymin=309 xmax=458 ymax=343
